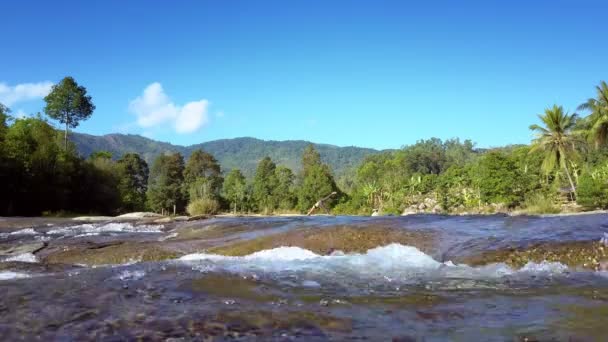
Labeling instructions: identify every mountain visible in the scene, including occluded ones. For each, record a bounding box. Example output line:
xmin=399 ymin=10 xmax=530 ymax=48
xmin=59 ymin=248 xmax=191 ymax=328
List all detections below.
xmin=71 ymin=133 xmax=381 ymax=178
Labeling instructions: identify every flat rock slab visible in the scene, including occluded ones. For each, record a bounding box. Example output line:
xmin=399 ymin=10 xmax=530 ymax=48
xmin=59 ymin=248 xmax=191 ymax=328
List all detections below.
xmin=117 ymin=212 xmax=164 ymax=219
xmin=0 ymin=242 xmax=46 ymax=257
xmin=72 ymin=216 xmax=114 ymax=222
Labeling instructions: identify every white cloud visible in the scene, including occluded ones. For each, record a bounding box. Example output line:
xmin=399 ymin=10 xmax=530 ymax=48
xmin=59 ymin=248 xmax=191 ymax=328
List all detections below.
xmin=128 ymin=82 xmax=210 ymax=134
xmin=176 ymin=100 xmax=209 ymax=133
xmin=216 ymin=111 xmax=225 ymax=118
xmin=0 ymin=81 xmax=53 ymax=107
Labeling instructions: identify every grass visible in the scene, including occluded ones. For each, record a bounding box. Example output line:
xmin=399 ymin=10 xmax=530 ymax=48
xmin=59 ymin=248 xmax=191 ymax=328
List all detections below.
xmin=520 ymin=193 xmax=561 ymax=214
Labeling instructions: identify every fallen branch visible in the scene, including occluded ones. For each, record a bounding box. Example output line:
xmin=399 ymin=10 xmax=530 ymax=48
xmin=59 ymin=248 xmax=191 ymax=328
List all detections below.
xmin=307 ymin=191 xmax=338 ymax=216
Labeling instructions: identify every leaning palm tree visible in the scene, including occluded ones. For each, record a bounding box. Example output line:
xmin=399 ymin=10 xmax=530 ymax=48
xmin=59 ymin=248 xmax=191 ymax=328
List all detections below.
xmin=577 ymin=81 xmax=608 ymax=147
xmin=529 ymin=105 xmax=581 ymax=196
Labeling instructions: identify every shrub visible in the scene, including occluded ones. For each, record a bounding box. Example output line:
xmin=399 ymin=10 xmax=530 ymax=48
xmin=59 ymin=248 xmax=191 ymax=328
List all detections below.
xmin=521 ymin=192 xmax=560 ymax=214
xmin=577 ymin=173 xmax=608 ymax=210
xmin=187 ymin=198 xmax=220 ymax=216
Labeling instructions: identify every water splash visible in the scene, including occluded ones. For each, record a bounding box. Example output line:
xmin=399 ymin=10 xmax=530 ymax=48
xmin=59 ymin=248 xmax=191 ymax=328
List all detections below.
xmin=46 ymin=223 xmax=163 ymax=236
xmin=179 ymin=243 xmax=569 ymax=284
xmin=0 ymin=271 xmax=30 ymax=281
xmin=117 ymin=269 xmax=146 ymax=281
xmin=3 ymin=253 xmax=38 ymax=263
xmin=600 ymin=232 xmax=608 ymax=246
xmin=0 ymin=228 xmax=40 ymax=239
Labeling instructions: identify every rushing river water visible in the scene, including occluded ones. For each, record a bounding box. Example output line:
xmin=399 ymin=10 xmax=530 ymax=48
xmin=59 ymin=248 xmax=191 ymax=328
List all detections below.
xmin=1 ymin=214 xmax=608 ymax=341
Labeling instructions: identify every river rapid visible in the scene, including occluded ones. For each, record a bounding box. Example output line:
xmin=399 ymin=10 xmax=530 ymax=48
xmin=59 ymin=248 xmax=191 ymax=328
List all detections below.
xmin=1 ymin=214 xmax=608 ymax=341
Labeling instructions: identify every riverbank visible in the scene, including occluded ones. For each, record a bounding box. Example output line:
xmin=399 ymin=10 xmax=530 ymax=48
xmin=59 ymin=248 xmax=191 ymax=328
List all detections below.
xmin=3 ymin=209 xmax=608 ymax=232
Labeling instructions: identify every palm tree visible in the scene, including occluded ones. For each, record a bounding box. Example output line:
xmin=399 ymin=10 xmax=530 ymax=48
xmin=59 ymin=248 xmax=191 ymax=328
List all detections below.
xmin=577 ymin=81 xmax=608 ymax=147
xmin=529 ymin=105 xmax=580 ymax=197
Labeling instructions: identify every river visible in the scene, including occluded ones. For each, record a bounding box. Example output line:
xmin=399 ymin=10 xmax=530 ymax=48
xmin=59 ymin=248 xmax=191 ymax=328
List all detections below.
xmin=1 ymin=214 xmax=608 ymax=341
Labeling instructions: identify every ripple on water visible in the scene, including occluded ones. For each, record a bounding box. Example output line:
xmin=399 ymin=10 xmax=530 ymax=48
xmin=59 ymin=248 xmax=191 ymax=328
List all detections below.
xmin=0 ymin=271 xmax=30 ymax=280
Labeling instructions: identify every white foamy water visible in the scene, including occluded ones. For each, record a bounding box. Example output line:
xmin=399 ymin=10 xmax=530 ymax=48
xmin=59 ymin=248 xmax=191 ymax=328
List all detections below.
xmin=46 ymin=223 xmax=163 ymax=236
xmin=3 ymin=253 xmax=38 ymax=263
xmin=117 ymin=269 xmax=146 ymax=281
xmin=0 ymin=271 xmax=30 ymax=281
xmin=0 ymin=228 xmax=40 ymax=239
xmin=179 ymin=243 xmax=570 ymax=282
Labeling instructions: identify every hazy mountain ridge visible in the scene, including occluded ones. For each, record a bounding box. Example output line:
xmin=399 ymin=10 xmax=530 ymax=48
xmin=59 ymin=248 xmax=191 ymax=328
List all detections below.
xmin=71 ymin=133 xmax=381 ymax=178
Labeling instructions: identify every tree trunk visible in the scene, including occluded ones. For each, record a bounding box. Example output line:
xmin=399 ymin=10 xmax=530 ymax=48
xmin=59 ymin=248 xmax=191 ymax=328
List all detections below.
xmin=563 ymin=164 xmax=577 ymax=201
xmin=64 ymin=120 xmax=68 ymax=150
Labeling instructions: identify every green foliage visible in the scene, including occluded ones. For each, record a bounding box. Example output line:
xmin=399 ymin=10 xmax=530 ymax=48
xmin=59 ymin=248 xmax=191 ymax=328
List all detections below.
xmin=472 ymin=151 xmax=526 ymax=207
xmin=44 ymin=76 xmax=95 ymax=149
xmin=298 ymin=164 xmax=339 ymax=212
xmin=4 ymin=80 xmax=608 ymax=217
xmin=147 ymin=153 xmax=186 ymax=214
xmin=577 ymin=165 xmax=608 ymax=210
xmin=529 ymin=105 xmax=581 ymax=194
xmin=0 ymin=103 xmax=10 ymax=145
xmin=70 ymin=135 xmax=378 ymax=180
xmin=275 ymin=166 xmax=296 ymax=210
xmin=90 ymin=150 xmax=112 ymax=160
xmin=252 ymin=157 xmax=279 ymax=214
xmin=577 ymin=81 xmax=608 ymax=147
xmin=521 ymin=192 xmax=560 ymax=214
xmin=184 ymin=149 xmax=223 ymax=201
xmin=116 ymin=153 xmax=149 ymax=212
xmin=297 ymin=145 xmax=340 ymax=212
xmin=222 ymin=169 xmax=247 ymax=213
xmin=187 ymin=198 xmax=220 ymax=216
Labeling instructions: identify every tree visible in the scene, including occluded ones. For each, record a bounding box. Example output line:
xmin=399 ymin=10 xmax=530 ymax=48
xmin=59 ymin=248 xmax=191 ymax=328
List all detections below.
xmin=578 ymin=81 xmax=608 ymax=148
xmin=222 ymin=169 xmax=247 ymax=213
xmin=297 ymin=145 xmax=339 ymax=212
xmin=90 ymin=151 xmax=112 ymax=160
xmin=252 ymin=157 xmax=278 ymax=214
xmin=44 ymin=76 xmax=95 ymax=149
xmin=401 ymin=138 xmax=447 ymax=175
xmin=275 ymin=166 xmax=296 ymax=210
xmin=298 ymin=163 xmax=339 ymax=212
xmin=472 ymin=151 xmax=525 ymax=207
xmin=0 ymin=103 xmax=10 ymax=146
xmin=3 ymin=116 xmax=63 ymax=214
xmin=85 ymin=152 xmax=121 ymax=214
xmin=301 ymin=144 xmax=322 ymax=177
xmin=184 ymin=149 xmax=223 ymax=200
xmin=116 ymin=153 xmax=149 ymax=212
xmin=0 ymin=103 xmax=10 ymax=213
xmin=529 ymin=105 xmax=581 ymax=196
xmin=147 ymin=153 xmax=186 ymax=214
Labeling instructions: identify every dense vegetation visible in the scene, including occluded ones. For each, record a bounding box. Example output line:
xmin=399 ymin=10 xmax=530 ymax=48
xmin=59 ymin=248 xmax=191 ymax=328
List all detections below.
xmin=2 ymin=77 xmax=608 ymax=216
xmin=71 ymin=134 xmax=379 ymax=179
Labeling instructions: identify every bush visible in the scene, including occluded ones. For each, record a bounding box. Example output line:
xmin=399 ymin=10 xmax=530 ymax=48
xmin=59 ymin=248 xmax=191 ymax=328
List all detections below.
xmin=577 ymin=173 xmax=608 ymax=210
xmin=187 ymin=198 xmax=220 ymax=216
xmin=521 ymin=192 xmax=560 ymax=214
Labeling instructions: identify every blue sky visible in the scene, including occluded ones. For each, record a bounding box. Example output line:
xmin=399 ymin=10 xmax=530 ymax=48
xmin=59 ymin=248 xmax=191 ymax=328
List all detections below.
xmin=1 ymin=0 xmax=606 ymax=150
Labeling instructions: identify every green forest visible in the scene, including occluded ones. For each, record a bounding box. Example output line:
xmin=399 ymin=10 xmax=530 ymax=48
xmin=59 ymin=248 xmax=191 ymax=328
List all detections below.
xmin=2 ymin=76 xmax=608 ymax=217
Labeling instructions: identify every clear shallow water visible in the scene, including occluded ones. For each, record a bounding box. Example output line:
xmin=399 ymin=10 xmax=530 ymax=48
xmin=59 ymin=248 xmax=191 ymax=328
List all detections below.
xmin=1 ymin=214 xmax=608 ymax=340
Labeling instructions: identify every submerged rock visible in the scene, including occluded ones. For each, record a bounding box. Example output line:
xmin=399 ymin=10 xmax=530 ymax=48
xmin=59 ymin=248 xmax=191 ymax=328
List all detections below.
xmin=460 ymin=241 xmax=608 ymax=270
xmin=208 ymin=226 xmax=436 ymax=256
xmin=43 ymin=241 xmax=180 ymax=266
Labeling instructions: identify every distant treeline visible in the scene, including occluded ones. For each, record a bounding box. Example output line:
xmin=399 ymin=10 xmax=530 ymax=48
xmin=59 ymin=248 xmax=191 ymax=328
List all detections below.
xmin=2 ymin=77 xmax=608 ymax=216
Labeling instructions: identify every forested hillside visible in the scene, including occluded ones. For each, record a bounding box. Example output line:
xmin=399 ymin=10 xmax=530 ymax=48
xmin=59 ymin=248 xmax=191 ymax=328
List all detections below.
xmin=71 ymin=133 xmax=380 ymax=178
